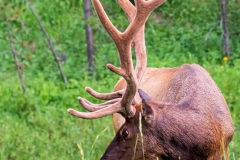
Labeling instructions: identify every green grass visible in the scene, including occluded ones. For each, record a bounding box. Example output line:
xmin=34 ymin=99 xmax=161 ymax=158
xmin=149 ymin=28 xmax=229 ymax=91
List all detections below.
xmin=0 ymin=61 xmax=239 ymax=159
xmin=0 ymin=75 xmax=116 ymax=160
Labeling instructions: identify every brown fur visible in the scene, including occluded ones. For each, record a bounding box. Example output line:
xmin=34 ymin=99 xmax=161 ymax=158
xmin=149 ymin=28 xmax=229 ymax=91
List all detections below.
xmin=102 ymin=64 xmax=234 ymax=160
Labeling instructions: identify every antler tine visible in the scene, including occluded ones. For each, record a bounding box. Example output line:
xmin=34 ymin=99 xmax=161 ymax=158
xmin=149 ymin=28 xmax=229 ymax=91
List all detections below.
xmin=85 ymin=86 xmax=123 ymax=100
xmin=68 ymin=101 xmax=124 ymax=119
xmin=78 ymin=97 xmax=120 ymax=112
xmin=91 ymin=0 xmax=121 ymax=44
xmin=116 ymin=0 xmax=135 ymax=22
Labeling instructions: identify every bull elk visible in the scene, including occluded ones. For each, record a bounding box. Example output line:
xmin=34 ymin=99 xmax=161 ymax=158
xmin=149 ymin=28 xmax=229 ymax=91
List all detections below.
xmin=67 ymin=0 xmax=234 ymax=159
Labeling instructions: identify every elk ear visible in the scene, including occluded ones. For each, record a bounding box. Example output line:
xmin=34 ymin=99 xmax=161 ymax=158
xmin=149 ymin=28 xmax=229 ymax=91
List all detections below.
xmin=138 ymin=89 xmax=154 ymax=124
xmin=138 ymin=89 xmax=151 ymax=101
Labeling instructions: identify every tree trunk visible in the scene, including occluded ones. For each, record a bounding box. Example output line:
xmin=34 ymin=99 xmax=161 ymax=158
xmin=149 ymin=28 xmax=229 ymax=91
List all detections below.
xmin=221 ymin=0 xmax=230 ymax=58
xmin=84 ymin=0 xmax=95 ymax=73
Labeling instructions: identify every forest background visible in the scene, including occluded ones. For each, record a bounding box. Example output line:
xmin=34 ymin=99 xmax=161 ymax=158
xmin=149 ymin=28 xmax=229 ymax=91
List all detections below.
xmin=0 ymin=0 xmax=240 ymax=159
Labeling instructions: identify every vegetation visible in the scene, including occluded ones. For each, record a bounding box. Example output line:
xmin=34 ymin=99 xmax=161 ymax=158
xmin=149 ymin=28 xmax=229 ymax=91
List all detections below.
xmin=0 ymin=0 xmax=239 ymax=159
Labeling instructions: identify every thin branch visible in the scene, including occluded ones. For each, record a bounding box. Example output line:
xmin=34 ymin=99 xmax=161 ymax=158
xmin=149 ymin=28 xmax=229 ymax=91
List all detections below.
xmin=5 ymin=13 xmax=26 ymax=93
xmin=205 ymin=17 xmax=220 ymax=42
xmin=25 ymin=0 xmax=68 ymax=84
xmin=221 ymin=0 xmax=230 ymax=58
xmin=19 ymin=19 xmax=28 ymax=34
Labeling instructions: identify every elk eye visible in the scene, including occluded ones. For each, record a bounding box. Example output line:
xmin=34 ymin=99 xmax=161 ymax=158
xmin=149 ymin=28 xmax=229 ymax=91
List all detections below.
xmin=122 ymin=130 xmax=129 ymax=139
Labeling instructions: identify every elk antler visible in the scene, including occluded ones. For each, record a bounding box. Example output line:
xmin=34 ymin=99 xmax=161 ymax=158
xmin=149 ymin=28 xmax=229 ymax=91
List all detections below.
xmin=68 ymin=0 xmax=165 ymax=119
xmin=117 ymin=0 xmax=146 ymax=81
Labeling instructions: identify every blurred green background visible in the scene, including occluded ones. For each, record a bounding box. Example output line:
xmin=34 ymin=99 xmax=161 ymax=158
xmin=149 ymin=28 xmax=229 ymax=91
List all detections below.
xmin=0 ymin=0 xmax=239 ymax=159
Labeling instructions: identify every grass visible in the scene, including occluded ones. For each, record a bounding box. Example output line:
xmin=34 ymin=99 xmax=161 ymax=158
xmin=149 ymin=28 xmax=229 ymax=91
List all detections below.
xmin=0 ymin=74 xmax=116 ymax=160
xmin=139 ymin=113 xmax=145 ymax=160
xmin=0 ymin=61 xmax=239 ymax=159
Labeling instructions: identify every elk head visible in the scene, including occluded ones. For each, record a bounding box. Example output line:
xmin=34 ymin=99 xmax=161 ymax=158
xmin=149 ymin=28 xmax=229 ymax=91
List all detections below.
xmin=67 ymin=0 xmax=234 ymax=159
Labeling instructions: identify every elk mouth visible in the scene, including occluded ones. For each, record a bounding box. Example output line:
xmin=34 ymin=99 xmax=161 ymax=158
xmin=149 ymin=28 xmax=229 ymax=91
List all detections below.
xmin=100 ymin=136 xmax=132 ymax=160
xmin=101 ymin=150 xmax=129 ymax=160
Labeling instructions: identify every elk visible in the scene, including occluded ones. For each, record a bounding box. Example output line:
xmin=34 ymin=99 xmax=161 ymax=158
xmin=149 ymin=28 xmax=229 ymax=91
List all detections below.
xmin=68 ymin=0 xmax=234 ymax=159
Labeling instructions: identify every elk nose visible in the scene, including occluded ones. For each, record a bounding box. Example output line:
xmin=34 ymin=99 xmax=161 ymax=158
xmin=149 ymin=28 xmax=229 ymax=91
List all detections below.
xmin=100 ymin=154 xmax=111 ymax=160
